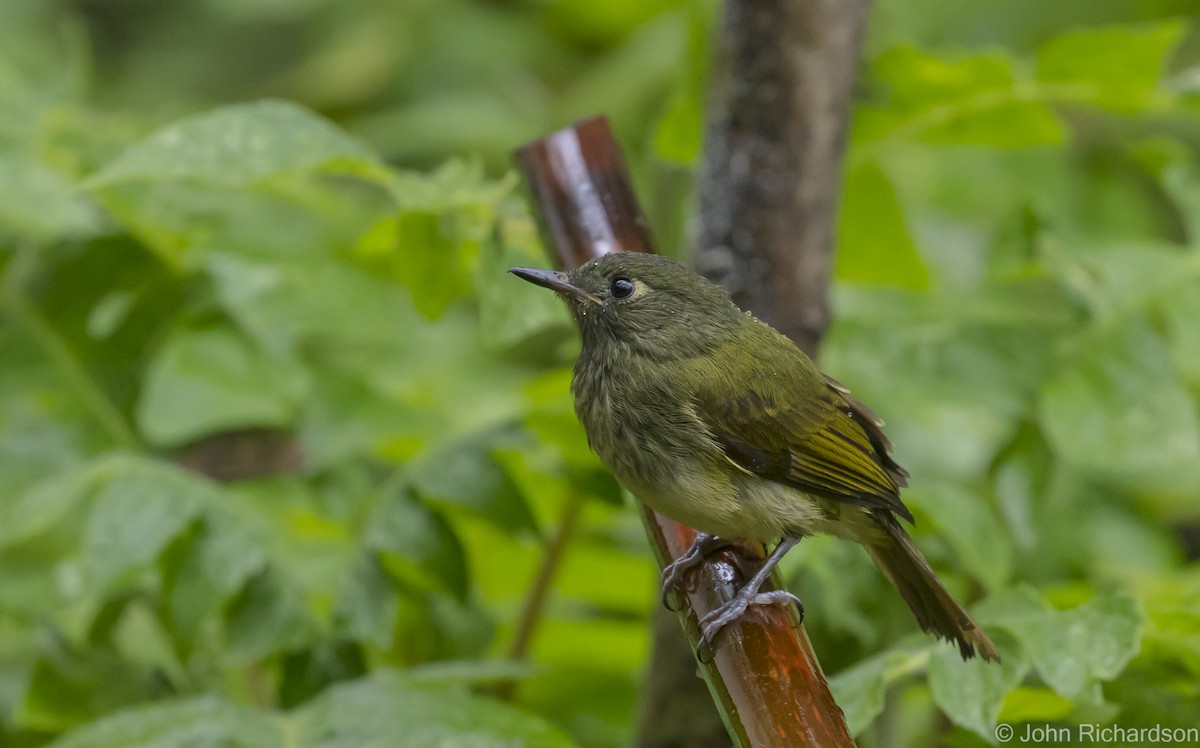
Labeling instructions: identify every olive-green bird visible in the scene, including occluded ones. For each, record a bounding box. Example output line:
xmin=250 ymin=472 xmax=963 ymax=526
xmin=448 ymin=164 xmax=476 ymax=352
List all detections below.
xmin=511 ymin=253 xmax=999 ymax=661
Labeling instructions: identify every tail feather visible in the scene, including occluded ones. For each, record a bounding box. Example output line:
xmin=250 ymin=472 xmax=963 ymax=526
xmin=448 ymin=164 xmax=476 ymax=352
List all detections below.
xmin=867 ymin=516 xmax=1000 ymax=661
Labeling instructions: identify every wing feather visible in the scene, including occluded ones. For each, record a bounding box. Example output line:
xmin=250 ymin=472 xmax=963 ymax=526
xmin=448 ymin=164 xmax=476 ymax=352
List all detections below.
xmin=694 ymin=342 xmax=913 ymax=522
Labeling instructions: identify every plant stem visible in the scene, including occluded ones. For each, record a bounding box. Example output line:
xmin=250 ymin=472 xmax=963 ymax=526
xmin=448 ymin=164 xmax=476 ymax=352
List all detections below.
xmin=497 ymin=492 xmax=584 ymax=700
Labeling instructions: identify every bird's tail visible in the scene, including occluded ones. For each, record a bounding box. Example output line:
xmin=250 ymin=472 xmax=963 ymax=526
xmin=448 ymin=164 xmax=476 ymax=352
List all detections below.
xmin=867 ymin=516 xmax=1000 ymax=661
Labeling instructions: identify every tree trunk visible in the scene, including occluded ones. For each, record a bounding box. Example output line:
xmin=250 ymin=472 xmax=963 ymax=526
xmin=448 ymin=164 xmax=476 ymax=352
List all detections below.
xmin=693 ymin=0 xmax=868 ymax=357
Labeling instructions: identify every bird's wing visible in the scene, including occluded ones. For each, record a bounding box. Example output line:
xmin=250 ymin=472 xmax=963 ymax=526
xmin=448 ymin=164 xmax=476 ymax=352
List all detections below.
xmin=691 ymin=346 xmax=913 ymax=522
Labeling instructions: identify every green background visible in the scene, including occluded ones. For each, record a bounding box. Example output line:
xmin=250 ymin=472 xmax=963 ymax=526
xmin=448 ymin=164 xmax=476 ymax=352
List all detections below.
xmin=1 ymin=0 xmax=1199 ymax=746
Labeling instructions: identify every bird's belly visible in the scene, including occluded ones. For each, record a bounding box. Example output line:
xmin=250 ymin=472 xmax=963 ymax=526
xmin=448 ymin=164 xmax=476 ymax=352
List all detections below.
xmin=619 ymin=465 xmax=825 ymax=543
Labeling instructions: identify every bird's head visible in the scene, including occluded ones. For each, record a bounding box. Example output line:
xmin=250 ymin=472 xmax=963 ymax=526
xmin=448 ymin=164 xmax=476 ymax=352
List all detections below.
xmin=509 ymin=253 xmax=741 ymax=358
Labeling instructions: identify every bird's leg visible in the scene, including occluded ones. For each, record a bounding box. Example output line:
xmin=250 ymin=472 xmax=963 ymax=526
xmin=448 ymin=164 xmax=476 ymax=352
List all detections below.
xmin=697 ymin=536 xmax=804 ymax=652
xmin=660 ymin=533 xmax=732 ymax=610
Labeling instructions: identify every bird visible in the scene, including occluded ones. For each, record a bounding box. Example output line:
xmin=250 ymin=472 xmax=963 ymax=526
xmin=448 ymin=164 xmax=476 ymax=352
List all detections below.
xmin=510 ymin=252 xmax=999 ymax=661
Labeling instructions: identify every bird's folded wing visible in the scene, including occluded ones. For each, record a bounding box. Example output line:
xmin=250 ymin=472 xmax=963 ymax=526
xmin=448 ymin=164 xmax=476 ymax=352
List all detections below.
xmin=694 ymin=377 xmax=914 ymax=523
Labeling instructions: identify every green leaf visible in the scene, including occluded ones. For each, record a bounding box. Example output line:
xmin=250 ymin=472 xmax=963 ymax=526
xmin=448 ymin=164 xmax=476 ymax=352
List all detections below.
xmin=523 ymin=369 xmax=597 ymax=471
xmin=998 ymin=686 xmax=1075 ymax=723
xmin=91 ymin=170 xmax=382 ymax=270
xmin=1084 ymin=507 xmax=1181 ymax=581
xmin=1031 ymin=596 xmax=1142 ymax=700
xmin=110 ymin=601 xmax=187 ymax=687
xmin=1156 ymin=149 xmax=1200 ymax=244
xmin=856 ymin=46 xmax=1063 ymax=149
xmin=354 ymin=209 xmax=478 ymax=320
xmin=84 ymin=459 xmax=210 ymax=593
xmin=0 ymin=618 xmax=37 ymax=729
xmin=829 ymin=654 xmax=888 ymax=736
xmin=351 ymin=161 xmax=511 ymax=319
xmin=550 ymin=530 xmax=655 ymax=616
xmin=165 ymin=514 xmax=268 ymax=639
xmin=1141 ymin=570 xmax=1200 ymax=679
xmin=223 ymin=570 xmax=317 ymax=664
xmin=349 ymin=94 xmax=541 ymax=171
xmin=85 ymin=100 xmax=378 ymax=188
xmin=928 ymin=630 xmax=1027 ymax=740
xmin=384 ymin=159 xmax=515 ymax=213
xmin=1162 ymin=281 xmax=1200 ymax=385
xmin=364 ymin=488 xmax=468 ymax=598
xmin=410 ymin=592 xmax=496 ymax=663
xmin=514 ymin=617 xmax=645 ymax=744
xmin=475 ymin=221 xmax=571 ymax=351
xmin=0 ymin=4 xmax=88 ymax=136
xmin=294 ymin=671 xmax=578 ymax=747
xmin=925 ymin=99 xmax=1064 ymax=150
xmin=0 ymin=328 xmax=97 ymax=508
xmin=1045 ymin=241 xmax=1200 ymax=322
xmin=653 ymin=91 xmax=703 ymax=165
xmin=205 ymin=252 xmax=416 ymax=359
xmin=136 ymin=326 xmax=307 ymax=449
xmin=399 ymin=211 xmax=474 ymax=319
xmin=409 ymin=434 xmax=538 ymax=534
xmin=0 ymin=155 xmax=102 ymax=242
xmin=1038 ymin=318 xmax=1200 ymax=486
xmin=86 ymin=291 xmax=137 ymax=340
xmin=332 ymin=552 xmax=399 ymax=648
xmin=1037 ymin=21 xmax=1185 ymax=112
xmin=553 ymin=14 xmax=685 ymax=139
xmin=44 ymin=697 xmax=281 ymax=748
xmin=16 ymin=649 xmax=157 ymax=735
xmin=491 ymin=446 xmax=620 ymax=539
xmin=651 ymin=3 xmax=711 ymax=166
xmin=876 ymin=47 xmax=1015 ymax=111
xmin=913 ymin=483 xmax=1012 ymax=591
xmin=0 ymin=534 xmax=80 ymax=620
xmin=780 ymin=535 xmax=881 ymax=646
xmin=837 ymin=161 xmax=930 ymax=290
xmin=0 ymin=464 xmax=96 ymax=551
xmin=214 ymin=477 xmax=360 ymax=640
xmin=399 ymin=659 xmax=535 ymax=687
xmin=979 ymin=586 xmax=1143 ymax=700
xmin=45 ymin=673 xmax=579 ymax=748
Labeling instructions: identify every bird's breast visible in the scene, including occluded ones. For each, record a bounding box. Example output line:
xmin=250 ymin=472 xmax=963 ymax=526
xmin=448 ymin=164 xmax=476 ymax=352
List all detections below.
xmin=571 ymin=358 xmax=703 ymax=485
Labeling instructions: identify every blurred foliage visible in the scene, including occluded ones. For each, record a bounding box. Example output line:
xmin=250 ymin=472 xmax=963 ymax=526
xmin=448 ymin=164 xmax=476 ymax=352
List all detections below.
xmin=0 ymin=0 xmax=1199 ymax=747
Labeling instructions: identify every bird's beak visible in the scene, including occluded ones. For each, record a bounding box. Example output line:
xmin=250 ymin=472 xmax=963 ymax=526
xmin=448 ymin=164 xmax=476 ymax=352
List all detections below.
xmin=509 ymin=267 xmax=602 ymax=304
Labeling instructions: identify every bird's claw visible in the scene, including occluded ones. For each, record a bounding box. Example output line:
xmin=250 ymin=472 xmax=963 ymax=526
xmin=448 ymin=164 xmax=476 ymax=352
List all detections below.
xmin=661 ymin=555 xmax=704 ymax=610
xmin=660 ymin=533 xmax=729 ymax=610
xmin=697 ymin=590 xmax=805 ymax=654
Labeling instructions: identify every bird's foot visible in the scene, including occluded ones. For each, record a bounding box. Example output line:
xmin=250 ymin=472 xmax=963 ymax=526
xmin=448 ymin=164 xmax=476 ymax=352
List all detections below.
xmin=660 ymin=533 xmax=731 ymax=610
xmin=698 ymin=589 xmax=805 ymax=654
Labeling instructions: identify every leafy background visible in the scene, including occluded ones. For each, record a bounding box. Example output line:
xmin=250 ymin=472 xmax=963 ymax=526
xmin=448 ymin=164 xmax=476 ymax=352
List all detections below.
xmin=2 ymin=0 xmax=1199 ymax=746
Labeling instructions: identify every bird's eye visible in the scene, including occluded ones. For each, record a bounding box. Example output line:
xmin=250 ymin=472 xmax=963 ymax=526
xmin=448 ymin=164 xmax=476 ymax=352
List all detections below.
xmin=610 ymin=277 xmax=635 ymax=298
